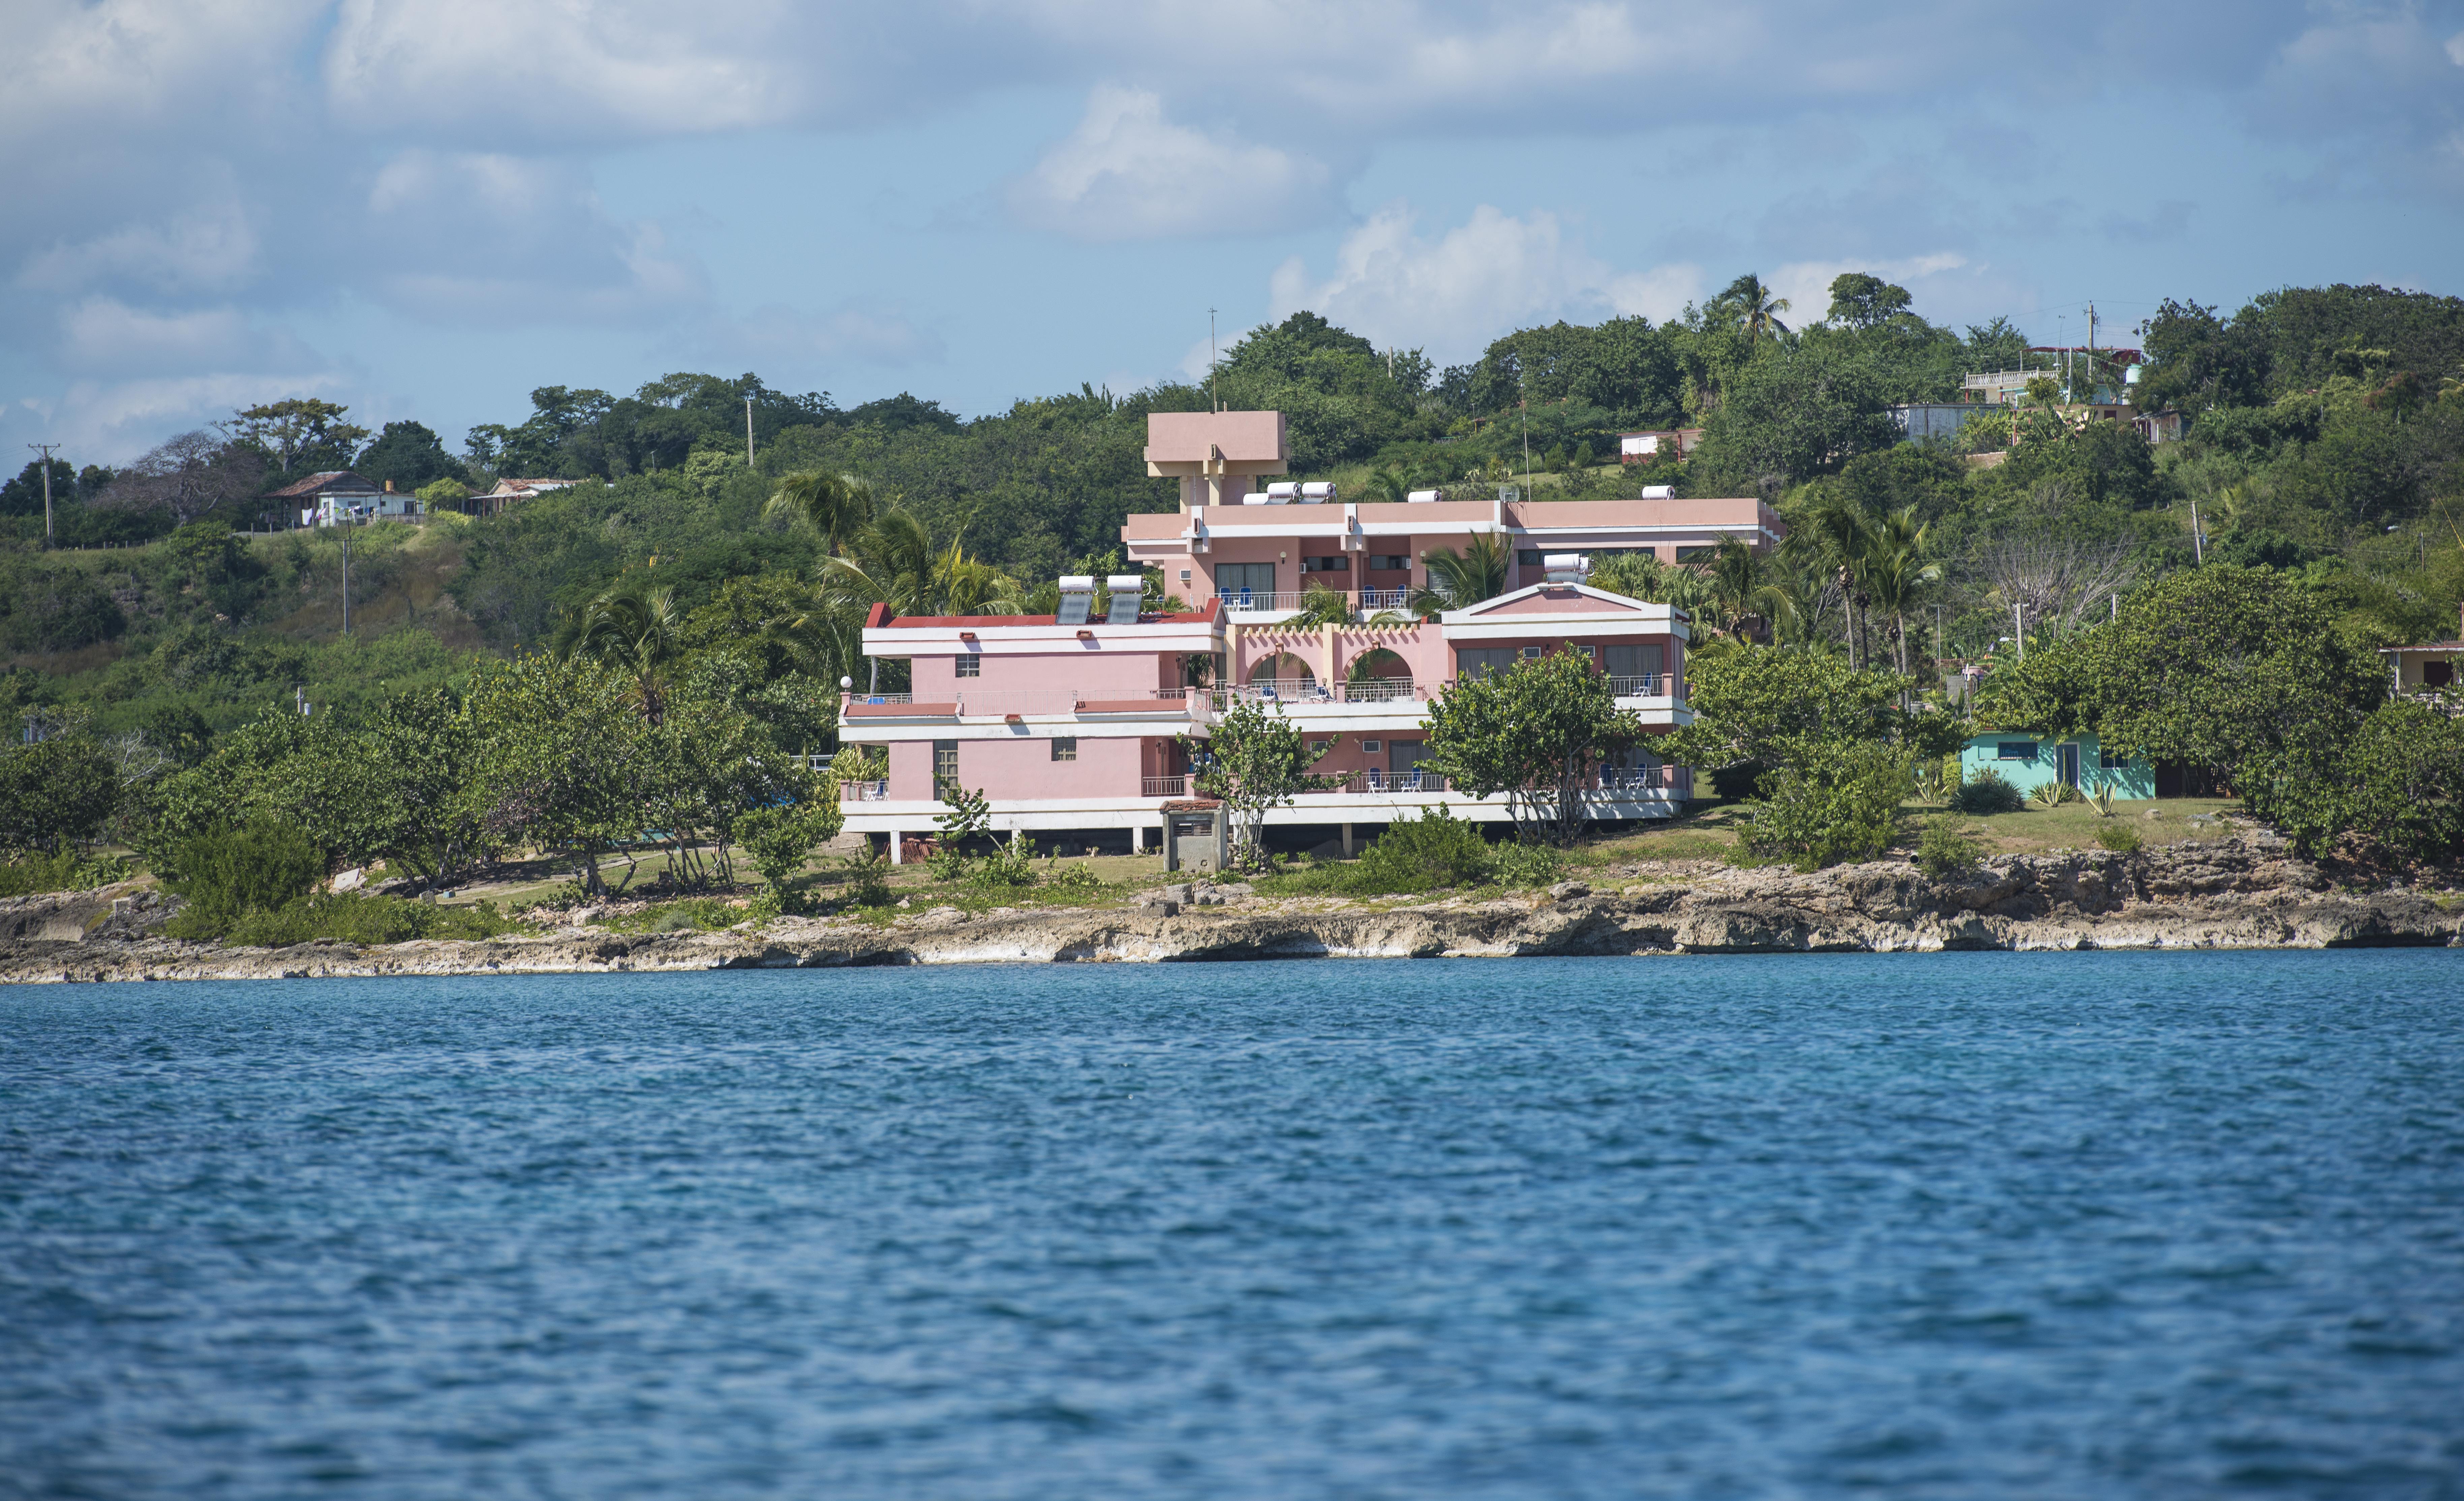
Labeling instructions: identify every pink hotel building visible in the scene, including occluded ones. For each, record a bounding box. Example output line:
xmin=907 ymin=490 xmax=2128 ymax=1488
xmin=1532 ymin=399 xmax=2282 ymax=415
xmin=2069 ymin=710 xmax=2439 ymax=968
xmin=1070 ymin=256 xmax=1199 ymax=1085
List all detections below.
xmin=837 ymin=411 xmax=1783 ymax=859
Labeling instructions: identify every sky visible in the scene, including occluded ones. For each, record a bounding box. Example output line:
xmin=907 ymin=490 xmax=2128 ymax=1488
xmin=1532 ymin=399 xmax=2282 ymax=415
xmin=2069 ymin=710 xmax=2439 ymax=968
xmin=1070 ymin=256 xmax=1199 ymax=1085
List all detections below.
xmin=4 ymin=0 xmax=2461 ymax=467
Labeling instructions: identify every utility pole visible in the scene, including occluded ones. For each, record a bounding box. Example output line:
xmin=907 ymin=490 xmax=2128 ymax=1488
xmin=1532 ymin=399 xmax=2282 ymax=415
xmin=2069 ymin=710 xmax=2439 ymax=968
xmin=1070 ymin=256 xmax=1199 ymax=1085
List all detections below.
xmin=2190 ymin=493 xmax=2205 ymax=564
xmin=25 ymin=443 xmax=57 ymax=546
xmin=2014 ymin=602 xmax=2025 ymax=662
xmin=341 ymin=523 xmax=352 ymax=636
xmin=745 ymin=395 xmax=755 ymax=469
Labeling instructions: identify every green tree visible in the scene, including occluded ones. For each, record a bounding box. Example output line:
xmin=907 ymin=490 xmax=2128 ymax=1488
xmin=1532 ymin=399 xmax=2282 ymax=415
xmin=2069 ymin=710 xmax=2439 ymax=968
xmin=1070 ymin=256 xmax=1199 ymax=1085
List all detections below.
xmin=231 ymin=398 xmax=369 ymax=478
xmin=1181 ymin=697 xmax=1344 ymax=868
xmin=1423 ymin=649 xmax=1640 ymax=845
xmin=1664 ymin=645 xmax=1961 ymax=788
xmin=1740 ymin=738 xmax=1910 ymax=868
xmin=0 ymin=727 xmax=119 ymax=854
xmin=1717 ymin=272 xmax=1793 ymax=344
xmin=465 ymin=653 xmax=655 ymax=896
xmin=1977 ymin=564 xmax=2383 ymax=790
xmin=355 ymin=420 xmax=459 ymax=489
xmin=1825 ymin=273 xmax=1913 ymax=331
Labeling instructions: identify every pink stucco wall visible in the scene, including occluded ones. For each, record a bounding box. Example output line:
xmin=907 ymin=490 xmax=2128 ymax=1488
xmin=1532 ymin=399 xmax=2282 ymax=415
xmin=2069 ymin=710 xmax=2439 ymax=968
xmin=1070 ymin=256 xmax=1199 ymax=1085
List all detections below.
xmin=895 ymin=733 xmax=1150 ymax=801
xmin=909 ymin=648 xmax=1182 ymax=699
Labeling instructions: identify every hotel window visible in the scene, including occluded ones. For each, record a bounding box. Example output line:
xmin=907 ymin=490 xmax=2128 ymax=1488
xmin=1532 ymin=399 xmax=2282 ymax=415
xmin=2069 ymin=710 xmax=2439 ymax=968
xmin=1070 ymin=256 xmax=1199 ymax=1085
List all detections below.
xmin=1050 ymin=738 xmax=1077 ymax=762
xmin=1361 ymin=739 xmax=1383 ymax=754
xmin=2100 ymin=748 xmax=2126 ymax=770
xmin=1301 ymin=556 xmax=1350 ymax=573
xmin=1996 ymin=742 xmax=2037 ymax=761
xmin=1521 ymin=645 xmax=1542 ymax=660
xmin=1366 ymin=554 xmax=1410 ymax=571
xmin=1517 ymin=549 xmax=1544 ymax=566
xmin=1677 ymin=545 xmax=1718 ymax=561
xmin=954 ymin=654 xmax=980 ymax=678
xmin=934 ymin=740 xmax=959 ymax=787
xmin=1457 ymin=648 xmax=1516 ymax=678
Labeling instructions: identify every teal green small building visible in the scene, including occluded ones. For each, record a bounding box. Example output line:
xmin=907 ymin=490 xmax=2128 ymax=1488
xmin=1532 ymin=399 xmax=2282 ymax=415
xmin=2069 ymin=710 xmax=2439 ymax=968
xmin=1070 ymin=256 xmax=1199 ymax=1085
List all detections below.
xmin=1959 ymin=732 xmax=2156 ymax=799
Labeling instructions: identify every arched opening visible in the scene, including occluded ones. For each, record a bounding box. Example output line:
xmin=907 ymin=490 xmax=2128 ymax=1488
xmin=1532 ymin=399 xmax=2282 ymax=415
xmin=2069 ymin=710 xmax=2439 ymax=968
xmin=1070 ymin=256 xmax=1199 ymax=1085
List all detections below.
xmin=1343 ymin=646 xmax=1412 ymax=701
xmin=1248 ymin=651 xmax=1316 ymax=698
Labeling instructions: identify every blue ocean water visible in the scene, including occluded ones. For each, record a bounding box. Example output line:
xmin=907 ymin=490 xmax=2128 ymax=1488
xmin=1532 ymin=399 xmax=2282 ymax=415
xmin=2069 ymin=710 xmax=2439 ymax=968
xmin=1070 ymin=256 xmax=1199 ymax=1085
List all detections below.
xmin=3 ymin=953 xmax=2461 ymax=1500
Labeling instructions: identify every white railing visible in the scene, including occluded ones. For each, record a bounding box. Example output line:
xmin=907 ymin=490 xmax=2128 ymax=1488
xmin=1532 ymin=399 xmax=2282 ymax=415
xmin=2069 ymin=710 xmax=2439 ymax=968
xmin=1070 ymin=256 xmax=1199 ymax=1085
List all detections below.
xmin=842 ymin=688 xmax=1195 ymax=717
xmin=1607 ymin=674 xmax=1679 ymax=698
xmin=1217 ymin=679 xmax=1422 ymax=706
xmin=838 ymin=778 xmax=891 ymax=802
xmin=1142 ymin=775 xmax=1189 ymax=797
xmin=1304 ymin=769 xmax=1451 ymax=795
xmin=1203 ymin=588 xmax=1419 ymax=615
xmin=1215 ymin=591 xmax=1309 ymax=614
xmin=1598 ymin=766 xmax=1692 ymax=795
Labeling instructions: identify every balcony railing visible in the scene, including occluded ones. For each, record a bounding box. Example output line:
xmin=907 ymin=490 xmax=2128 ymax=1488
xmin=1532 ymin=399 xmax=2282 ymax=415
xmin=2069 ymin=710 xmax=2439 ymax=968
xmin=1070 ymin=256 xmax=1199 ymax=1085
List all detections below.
xmin=839 ymin=778 xmax=891 ymax=802
xmin=1142 ymin=775 xmax=1189 ymax=797
xmin=1598 ymin=766 xmax=1692 ymax=795
xmin=841 ymin=688 xmax=1196 ymax=718
xmin=1303 ymin=769 xmax=1451 ymax=795
xmin=1607 ymin=674 xmax=1680 ymax=698
xmin=1205 ymin=588 xmax=1420 ymax=616
xmin=1217 ymin=679 xmax=1422 ymax=706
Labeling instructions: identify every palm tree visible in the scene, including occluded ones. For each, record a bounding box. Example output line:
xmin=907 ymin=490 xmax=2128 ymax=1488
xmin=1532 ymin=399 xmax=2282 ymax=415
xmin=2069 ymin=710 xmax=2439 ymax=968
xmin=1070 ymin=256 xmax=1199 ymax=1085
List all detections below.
xmin=1361 ymin=465 xmax=1412 ymax=505
xmin=1407 ymin=533 xmax=1512 ymax=616
xmin=1720 ymin=273 xmax=1792 ymax=344
xmin=1294 ymin=582 xmax=1356 ymax=627
xmin=766 ymin=471 xmax=876 ymax=552
xmin=1859 ymin=506 xmax=1941 ymax=702
xmin=1700 ymin=537 xmax=1797 ymax=643
xmin=1785 ymin=497 xmax=1877 ymax=667
xmin=556 ymin=577 xmax=684 ymax=724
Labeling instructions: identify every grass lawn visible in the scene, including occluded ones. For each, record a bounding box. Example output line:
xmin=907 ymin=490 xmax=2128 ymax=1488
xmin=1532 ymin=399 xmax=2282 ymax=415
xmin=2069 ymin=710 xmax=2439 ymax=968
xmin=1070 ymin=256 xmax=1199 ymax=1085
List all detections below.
xmin=1583 ymin=796 xmax=2249 ymax=868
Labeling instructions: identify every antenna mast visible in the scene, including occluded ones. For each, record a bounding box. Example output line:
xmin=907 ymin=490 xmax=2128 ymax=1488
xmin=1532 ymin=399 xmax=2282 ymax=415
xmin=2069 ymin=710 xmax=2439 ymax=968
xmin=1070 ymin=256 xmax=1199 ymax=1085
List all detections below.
xmin=1208 ymin=308 xmax=1219 ymax=412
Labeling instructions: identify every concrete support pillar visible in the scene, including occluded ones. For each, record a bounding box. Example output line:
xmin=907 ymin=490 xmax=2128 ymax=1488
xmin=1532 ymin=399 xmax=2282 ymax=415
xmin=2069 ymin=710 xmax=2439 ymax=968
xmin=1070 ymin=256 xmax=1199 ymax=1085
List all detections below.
xmin=1341 ymin=822 xmax=1354 ymax=857
xmin=1131 ymin=824 xmax=1146 ymax=855
xmin=887 ymin=830 xmax=904 ymax=865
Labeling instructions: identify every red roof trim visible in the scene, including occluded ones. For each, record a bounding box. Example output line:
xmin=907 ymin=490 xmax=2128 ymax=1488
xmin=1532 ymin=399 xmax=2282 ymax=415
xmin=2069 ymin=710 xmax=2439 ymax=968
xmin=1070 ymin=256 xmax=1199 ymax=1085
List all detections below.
xmin=863 ymin=602 xmax=892 ymax=630
xmin=867 ymin=607 xmax=1222 ymax=629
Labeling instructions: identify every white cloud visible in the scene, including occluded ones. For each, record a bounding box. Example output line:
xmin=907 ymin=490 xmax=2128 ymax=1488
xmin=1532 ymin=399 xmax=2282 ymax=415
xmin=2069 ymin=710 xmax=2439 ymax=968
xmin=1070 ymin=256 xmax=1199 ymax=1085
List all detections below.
xmin=1769 ymin=253 xmax=1972 ymax=328
xmin=2449 ymin=29 xmax=2464 ymax=67
xmin=1268 ymin=204 xmax=1699 ymax=360
xmin=55 ymin=299 xmax=321 ymax=378
xmin=1008 ymin=87 xmax=1335 ymax=241
xmin=322 ymin=0 xmax=817 ymax=141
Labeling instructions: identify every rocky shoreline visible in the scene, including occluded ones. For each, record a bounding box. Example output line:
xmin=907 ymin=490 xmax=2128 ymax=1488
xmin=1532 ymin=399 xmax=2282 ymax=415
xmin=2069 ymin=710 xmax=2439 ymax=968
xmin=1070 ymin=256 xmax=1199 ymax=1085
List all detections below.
xmin=4 ymin=839 xmax=2456 ymax=984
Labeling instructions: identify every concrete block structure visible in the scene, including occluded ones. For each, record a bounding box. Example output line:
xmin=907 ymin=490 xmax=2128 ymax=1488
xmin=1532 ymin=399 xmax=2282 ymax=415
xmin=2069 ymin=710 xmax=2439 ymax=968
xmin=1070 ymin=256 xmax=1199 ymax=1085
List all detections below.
xmin=833 ymin=410 xmax=1756 ymax=856
xmin=1960 ymin=733 xmax=2155 ymax=800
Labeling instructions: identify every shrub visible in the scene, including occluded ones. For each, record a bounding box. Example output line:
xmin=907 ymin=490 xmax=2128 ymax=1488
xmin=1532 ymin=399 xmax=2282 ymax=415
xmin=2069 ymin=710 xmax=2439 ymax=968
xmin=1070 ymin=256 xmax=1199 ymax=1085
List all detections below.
xmin=220 ymin=894 xmax=523 ymax=947
xmin=2095 ymin=823 xmax=2143 ymax=853
xmin=1739 ymin=740 xmax=1910 ymax=869
xmin=1347 ymin=807 xmax=1495 ymax=894
xmin=1916 ymin=815 xmax=1980 ymax=879
xmin=841 ymin=847 xmax=894 ymax=906
xmin=2029 ymin=778 xmax=2080 ymax=807
xmin=968 ymin=830 xmax=1039 ymax=889
xmin=735 ymin=804 xmax=833 ymax=906
xmin=162 ymin=819 xmax=324 ymax=935
xmin=1950 ymin=767 xmax=2026 ymax=815
xmin=1487 ymin=840 xmax=1561 ymax=888
xmin=0 ymin=848 xmax=129 ymax=897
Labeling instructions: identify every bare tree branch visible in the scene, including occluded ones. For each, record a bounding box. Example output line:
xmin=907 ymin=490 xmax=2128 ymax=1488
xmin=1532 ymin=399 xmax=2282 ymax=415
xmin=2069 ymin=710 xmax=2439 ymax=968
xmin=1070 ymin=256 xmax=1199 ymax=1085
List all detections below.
xmin=96 ymin=431 xmax=266 ymax=525
xmin=1982 ymin=535 xmax=2137 ymax=636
